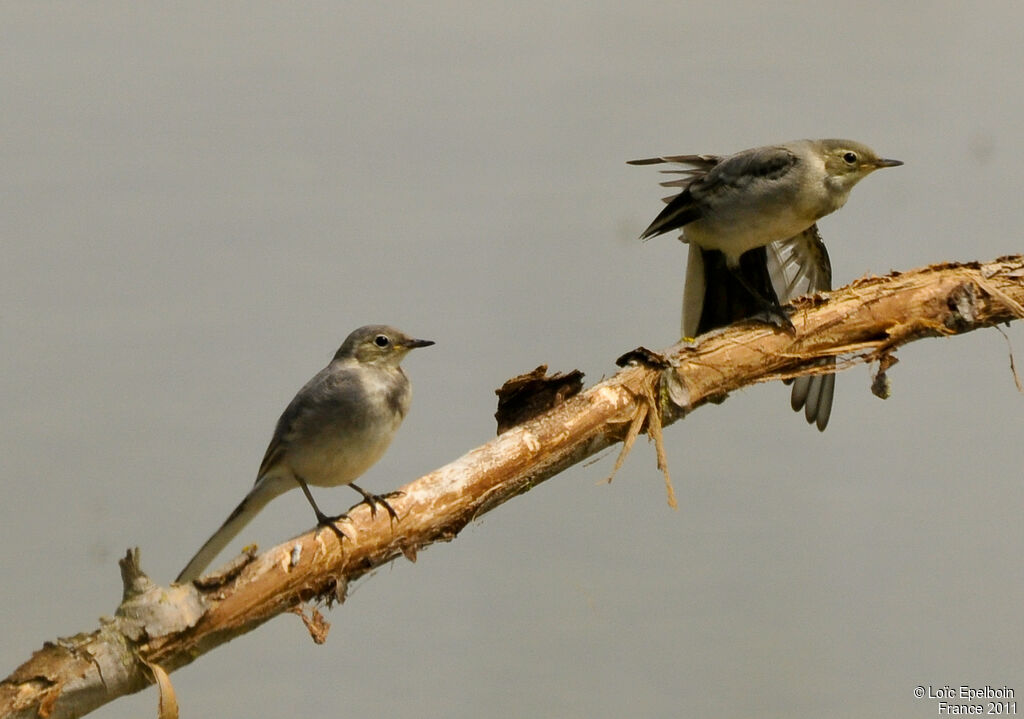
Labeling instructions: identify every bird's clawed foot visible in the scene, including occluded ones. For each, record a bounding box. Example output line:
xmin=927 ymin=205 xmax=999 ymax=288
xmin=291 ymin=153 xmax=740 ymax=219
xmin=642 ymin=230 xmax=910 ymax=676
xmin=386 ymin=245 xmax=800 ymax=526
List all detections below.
xmin=349 ymin=483 xmax=403 ymax=523
xmin=749 ymin=303 xmax=796 ymax=335
xmin=313 ymin=509 xmax=351 ymax=542
xmin=295 ymin=476 xmax=350 ymax=541
xmin=757 ymin=307 xmax=794 ymax=335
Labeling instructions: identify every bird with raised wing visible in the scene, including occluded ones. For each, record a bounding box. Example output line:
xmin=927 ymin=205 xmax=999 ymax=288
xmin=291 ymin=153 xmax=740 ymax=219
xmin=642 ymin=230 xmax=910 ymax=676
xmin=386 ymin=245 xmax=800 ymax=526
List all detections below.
xmin=630 ymin=139 xmax=902 ymax=430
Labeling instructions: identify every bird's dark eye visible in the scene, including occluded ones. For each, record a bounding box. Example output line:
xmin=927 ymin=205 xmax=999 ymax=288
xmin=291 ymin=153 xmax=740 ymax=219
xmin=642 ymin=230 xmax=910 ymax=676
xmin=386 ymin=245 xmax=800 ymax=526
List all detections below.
xmin=374 ymin=334 xmax=391 ymax=348
xmin=843 ymin=151 xmax=858 ymax=164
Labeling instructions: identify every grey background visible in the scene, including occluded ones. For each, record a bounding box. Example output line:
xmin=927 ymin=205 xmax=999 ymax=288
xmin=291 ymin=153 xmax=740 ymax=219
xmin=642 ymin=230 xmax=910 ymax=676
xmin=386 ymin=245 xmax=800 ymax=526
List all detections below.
xmin=2 ymin=3 xmax=1022 ymax=718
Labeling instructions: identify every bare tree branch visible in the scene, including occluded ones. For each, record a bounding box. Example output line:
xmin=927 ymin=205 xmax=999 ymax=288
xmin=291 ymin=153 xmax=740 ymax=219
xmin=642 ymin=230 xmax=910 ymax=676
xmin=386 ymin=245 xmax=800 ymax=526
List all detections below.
xmin=3 ymin=255 xmax=1023 ymax=719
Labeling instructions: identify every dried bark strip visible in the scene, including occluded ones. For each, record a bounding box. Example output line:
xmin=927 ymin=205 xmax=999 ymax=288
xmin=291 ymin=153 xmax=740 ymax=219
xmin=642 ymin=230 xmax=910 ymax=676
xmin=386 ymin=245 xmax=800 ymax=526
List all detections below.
xmin=3 ymin=255 xmax=1023 ymax=719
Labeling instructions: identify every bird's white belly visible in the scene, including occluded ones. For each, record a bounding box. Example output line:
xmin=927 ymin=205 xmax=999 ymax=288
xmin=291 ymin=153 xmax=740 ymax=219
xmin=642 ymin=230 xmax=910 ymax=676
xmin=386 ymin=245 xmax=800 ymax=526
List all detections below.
xmin=685 ymin=203 xmax=815 ymax=262
xmin=287 ymin=425 xmax=397 ymax=488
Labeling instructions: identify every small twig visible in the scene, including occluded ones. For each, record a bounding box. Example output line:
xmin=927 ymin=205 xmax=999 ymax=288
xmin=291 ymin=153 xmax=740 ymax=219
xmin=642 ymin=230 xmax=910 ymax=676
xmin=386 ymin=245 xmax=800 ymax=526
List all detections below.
xmin=994 ymin=325 xmax=1024 ymax=393
xmin=604 ymin=400 xmax=647 ymax=484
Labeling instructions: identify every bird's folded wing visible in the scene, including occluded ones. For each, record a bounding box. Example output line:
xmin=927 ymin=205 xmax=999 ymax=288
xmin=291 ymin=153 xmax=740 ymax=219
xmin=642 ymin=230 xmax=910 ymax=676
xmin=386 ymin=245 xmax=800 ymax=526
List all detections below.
xmin=629 ymin=155 xmax=721 ymax=239
xmin=630 ymin=146 xmax=799 ymax=239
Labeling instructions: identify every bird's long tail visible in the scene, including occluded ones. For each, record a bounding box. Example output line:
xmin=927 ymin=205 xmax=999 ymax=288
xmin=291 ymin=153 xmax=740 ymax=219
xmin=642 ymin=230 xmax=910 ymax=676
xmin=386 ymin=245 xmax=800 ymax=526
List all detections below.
xmin=175 ymin=476 xmax=291 ymax=583
xmin=790 ymin=367 xmax=836 ymax=432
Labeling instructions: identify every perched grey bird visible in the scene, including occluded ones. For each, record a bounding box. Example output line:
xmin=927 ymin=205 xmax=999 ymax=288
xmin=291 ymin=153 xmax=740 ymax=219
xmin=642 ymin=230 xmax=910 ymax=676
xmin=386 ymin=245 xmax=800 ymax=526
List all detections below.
xmin=176 ymin=325 xmax=433 ymax=583
xmin=630 ymin=139 xmax=902 ymax=430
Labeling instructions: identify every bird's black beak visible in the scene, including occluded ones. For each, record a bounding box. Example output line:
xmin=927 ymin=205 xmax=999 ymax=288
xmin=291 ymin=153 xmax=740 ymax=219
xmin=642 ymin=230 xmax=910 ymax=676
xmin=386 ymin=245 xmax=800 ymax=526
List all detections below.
xmin=873 ymin=158 xmax=904 ymax=169
xmin=404 ymin=338 xmax=435 ymax=349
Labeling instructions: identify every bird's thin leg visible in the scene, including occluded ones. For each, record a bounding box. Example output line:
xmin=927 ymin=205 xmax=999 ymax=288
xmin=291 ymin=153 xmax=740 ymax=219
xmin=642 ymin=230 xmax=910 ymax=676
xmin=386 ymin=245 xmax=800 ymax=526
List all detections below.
xmin=348 ymin=482 xmax=403 ymax=523
xmin=727 ymin=265 xmax=796 ymax=333
xmin=295 ymin=476 xmax=349 ymax=540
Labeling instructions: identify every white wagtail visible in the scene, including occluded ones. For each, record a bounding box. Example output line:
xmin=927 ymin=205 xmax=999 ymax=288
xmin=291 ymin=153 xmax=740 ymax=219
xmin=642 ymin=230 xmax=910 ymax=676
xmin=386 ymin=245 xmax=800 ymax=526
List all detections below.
xmin=176 ymin=325 xmax=433 ymax=583
xmin=630 ymin=139 xmax=902 ymax=430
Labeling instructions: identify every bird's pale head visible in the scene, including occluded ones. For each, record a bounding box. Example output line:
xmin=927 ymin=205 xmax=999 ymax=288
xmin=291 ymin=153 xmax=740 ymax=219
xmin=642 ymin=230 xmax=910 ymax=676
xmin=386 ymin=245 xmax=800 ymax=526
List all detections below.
xmin=819 ymin=139 xmax=903 ymax=195
xmin=334 ymin=325 xmax=435 ymax=366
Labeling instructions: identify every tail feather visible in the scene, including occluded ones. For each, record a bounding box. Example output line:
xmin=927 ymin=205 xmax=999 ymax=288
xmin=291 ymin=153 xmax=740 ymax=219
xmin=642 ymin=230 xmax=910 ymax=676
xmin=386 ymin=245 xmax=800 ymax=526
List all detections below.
xmin=175 ymin=476 xmax=290 ymax=583
xmin=790 ymin=366 xmax=836 ymax=432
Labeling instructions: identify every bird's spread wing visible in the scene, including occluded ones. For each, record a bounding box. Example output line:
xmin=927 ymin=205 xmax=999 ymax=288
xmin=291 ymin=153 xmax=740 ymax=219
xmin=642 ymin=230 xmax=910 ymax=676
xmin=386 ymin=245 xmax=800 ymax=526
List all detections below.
xmin=766 ymin=224 xmax=832 ymax=301
xmin=767 ymin=224 xmax=836 ymax=432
